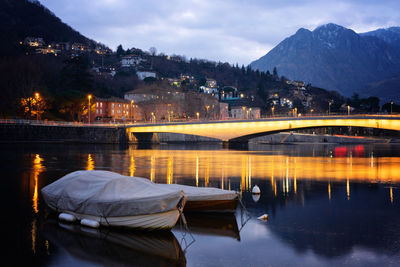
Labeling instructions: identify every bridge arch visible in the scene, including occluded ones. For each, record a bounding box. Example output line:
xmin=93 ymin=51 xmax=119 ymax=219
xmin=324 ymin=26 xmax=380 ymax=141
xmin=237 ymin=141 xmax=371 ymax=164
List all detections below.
xmin=126 ymin=116 xmax=400 ymax=143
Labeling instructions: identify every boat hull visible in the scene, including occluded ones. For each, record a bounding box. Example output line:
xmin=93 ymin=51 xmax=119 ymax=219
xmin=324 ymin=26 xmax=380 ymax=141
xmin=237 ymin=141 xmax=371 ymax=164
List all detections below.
xmin=54 ymin=209 xmax=181 ymax=230
xmin=185 ymin=197 xmax=239 ymax=212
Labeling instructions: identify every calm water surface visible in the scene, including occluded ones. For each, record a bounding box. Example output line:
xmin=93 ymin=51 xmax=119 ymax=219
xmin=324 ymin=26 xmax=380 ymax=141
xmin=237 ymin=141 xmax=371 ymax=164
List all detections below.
xmin=3 ymin=143 xmax=400 ymax=266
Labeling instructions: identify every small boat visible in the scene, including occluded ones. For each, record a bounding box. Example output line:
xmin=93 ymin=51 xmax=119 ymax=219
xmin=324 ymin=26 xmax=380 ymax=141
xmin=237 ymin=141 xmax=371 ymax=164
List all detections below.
xmin=158 ymin=184 xmax=239 ymax=212
xmin=41 ymin=170 xmax=186 ymax=230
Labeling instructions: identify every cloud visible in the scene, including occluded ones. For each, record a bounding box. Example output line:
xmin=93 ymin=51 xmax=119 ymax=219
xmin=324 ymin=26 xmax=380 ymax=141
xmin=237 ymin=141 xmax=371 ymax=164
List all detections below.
xmin=40 ymin=0 xmax=400 ymax=65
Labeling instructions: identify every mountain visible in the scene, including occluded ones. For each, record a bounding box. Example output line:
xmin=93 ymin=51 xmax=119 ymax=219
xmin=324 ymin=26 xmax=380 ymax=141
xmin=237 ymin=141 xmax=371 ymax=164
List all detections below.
xmin=250 ymin=23 xmax=400 ymax=102
xmin=0 ymin=0 xmax=97 ymax=56
xmin=361 ymin=27 xmax=400 ymax=53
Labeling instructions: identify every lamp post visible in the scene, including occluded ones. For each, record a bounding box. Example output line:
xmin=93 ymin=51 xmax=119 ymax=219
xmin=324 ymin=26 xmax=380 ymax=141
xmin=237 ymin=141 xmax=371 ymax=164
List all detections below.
xmin=271 ymin=106 xmax=275 ymax=117
xmin=329 ymin=101 xmax=332 ymax=115
xmin=347 ymin=105 xmax=350 ymax=116
xmin=205 ymin=105 xmax=210 ymax=119
xmin=391 ymin=101 xmax=393 ymax=114
xmin=131 ymin=100 xmax=134 ymax=122
xmin=35 ymin=92 xmax=39 ymax=122
xmin=88 ymin=94 xmax=92 ymax=124
xmin=196 ymin=112 xmax=199 ymax=120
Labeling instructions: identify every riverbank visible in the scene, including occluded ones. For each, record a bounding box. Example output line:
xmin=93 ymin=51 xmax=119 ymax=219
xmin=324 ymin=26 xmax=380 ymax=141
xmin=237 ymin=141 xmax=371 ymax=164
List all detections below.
xmin=0 ymin=123 xmax=127 ymax=144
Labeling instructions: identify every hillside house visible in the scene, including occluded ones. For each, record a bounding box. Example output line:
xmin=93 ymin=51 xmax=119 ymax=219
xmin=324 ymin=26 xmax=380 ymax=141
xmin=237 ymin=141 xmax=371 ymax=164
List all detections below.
xmin=137 ymin=71 xmax=156 ymax=80
xmin=121 ymin=55 xmax=145 ymax=67
xmin=24 ymin=37 xmax=45 ymax=47
xmin=206 ymin=78 xmax=217 ymax=88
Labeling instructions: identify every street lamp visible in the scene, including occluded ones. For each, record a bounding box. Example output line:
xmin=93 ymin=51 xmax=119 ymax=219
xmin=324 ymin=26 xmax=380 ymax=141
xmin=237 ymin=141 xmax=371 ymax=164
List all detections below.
xmin=310 ymin=108 xmax=314 ymax=116
xmin=391 ymin=101 xmax=394 ymax=114
xmin=131 ymin=100 xmax=134 ymax=122
xmin=329 ymin=101 xmax=332 ymax=115
xmin=35 ymin=92 xmax=39 ymax=122
xmin=347 ymin=105 xmax=351 ymax=116
xmin=88 ymin=94 xmax=92 ymax=124
xmin=271 ymin=106 xmax=275 ymax=117
xmin=196 ymin=112 xmax=200 ymax=120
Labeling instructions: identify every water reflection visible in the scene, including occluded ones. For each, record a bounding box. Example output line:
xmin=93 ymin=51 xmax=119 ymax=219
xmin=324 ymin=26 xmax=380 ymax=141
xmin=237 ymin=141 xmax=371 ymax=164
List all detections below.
xmin=86 ymin=154 xmax=94 ymax=171
xmin=31 ymin=154 xmax=45 ymax=255
xmin=43 ymin=220 xmax=186 ymax=266
xmin=119 ymin=149 xmax=400 ymax=193
xmin=177 ymin=213 xmax=241 ymax=241
xmin=32 ymin=154 xmax=44 ymax=214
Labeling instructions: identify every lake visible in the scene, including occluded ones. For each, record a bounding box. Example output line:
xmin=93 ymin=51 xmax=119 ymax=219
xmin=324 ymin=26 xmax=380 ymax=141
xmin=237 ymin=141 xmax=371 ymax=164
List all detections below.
xmin=3 ymin=142 xmax=400 ymax=266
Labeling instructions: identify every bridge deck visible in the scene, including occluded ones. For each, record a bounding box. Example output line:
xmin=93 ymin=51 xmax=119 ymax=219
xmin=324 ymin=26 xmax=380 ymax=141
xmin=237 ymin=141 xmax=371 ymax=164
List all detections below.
xmin=127 ymin=115 xmax=400 ymax=142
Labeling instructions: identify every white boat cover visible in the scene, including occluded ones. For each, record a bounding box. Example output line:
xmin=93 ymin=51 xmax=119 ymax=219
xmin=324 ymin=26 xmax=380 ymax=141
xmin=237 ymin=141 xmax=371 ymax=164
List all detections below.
xmin=158 ymin=184 xmax=238 ymax=201
xmin=41 ymin=171 xmax=185 ymax=217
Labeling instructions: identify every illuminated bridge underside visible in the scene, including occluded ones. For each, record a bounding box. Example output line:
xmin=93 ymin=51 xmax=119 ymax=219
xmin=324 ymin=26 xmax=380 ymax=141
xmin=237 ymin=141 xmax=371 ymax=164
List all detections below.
xmin=127 ymin=116 xmax=400 ymax=142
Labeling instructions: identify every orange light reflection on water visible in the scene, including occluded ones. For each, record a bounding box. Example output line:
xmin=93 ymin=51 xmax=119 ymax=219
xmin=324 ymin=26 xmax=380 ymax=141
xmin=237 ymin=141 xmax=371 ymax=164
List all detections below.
xmin=125 ymin=150 xmax=400 ymax=192
xmin=32 ymin=154 xmax=44 ymax=214
xmin=86 ymin=154 xmax=94 ymax=171
xmin=31 ymin=154 xmax=44 ymax=254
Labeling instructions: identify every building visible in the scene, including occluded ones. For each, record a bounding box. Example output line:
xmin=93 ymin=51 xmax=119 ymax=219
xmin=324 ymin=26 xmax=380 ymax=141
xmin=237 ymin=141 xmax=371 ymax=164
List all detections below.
xmin=292 ymin=80 xmax=305 ymax=87
xmin=230 ymin=106 xmax=261 ymax=119
xmin=95 ymin=45 xmax=112 ymax=55
xmin=89 ymin=97 xmax=138 ymax=122
xmin=71 ymin=43 xmax=90 ymax=53
xmin=206 ymin=78 xmax=217 ymax=88
xmin=35 ymin=46 xmax=60 ymax=56
xmin=219 ymin=102 xmax=229 ymax=120
xmin=121 ymin=55 xmax=145 ymax=67
xmin=92 ymin=67 xmax=116 ymax=78
xmin=24 ymin=37 xmax=45 ymax=47
xmin=167 ymin=78 xmax=181 ymax=87
xmin=221 ymin=86 xmax=239 ymax=100
xmin=137 ymin=71 xmax=157 ymax=80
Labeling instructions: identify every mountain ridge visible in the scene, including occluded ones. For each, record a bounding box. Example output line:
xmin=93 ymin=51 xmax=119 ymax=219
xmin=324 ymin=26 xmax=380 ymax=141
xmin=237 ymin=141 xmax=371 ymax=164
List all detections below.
xmin=250 ymin=23 xmax=400 ymax=103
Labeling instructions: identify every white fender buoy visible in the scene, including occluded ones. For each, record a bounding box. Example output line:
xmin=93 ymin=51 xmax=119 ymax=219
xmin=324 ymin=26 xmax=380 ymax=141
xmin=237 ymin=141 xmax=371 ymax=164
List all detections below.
xmin=257 ymin=214 xmax=268 ymax=221
xmin=58 ymin=213 xmax=76 ymax=222
xmin=80 ymin=219 xmax=100 ymax=228
xmin=252 ymin=194 xmax=260 ymax=203
xmin=252 ymin=185 xmax=261 ymax=194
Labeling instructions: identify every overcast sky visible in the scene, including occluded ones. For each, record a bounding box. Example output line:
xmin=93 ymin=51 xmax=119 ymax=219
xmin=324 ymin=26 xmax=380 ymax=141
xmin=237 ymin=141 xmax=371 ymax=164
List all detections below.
xmin=39 ymin=0 xmax=400 ymax=65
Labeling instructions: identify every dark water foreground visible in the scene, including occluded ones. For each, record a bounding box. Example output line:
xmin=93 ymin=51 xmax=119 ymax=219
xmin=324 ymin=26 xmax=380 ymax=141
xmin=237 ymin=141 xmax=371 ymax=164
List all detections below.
xmin=2 ymin=143 xmax=400 ymax=267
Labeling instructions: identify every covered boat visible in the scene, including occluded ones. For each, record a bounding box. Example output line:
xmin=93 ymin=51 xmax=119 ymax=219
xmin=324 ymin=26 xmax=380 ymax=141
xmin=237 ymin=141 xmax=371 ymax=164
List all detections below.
xmin=41 ymin=170 xmax=186 ymax=230
xmin=158 ymin=184 xmax=239 ymax=212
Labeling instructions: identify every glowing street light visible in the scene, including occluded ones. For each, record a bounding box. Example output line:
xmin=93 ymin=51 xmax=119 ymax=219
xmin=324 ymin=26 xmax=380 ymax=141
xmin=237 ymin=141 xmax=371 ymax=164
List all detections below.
xmin=328 ymin=101 xmax=332 ymax=115
xmin=271 ymin=106 xmax=275 ymax=117
xmin=35 ymin=92 xmax=39 ymax=122
xmin=131 ymin=100 xmax=134 ymax=122
xmin=88 ymin=94 xmax=92 ymax=124
xmin=196 ymin=112 xmax=200 ymax=120
xmin=391 ymin=101 xmax=394 ymax=114
xmin=347 ymin=105 xmax=351 ymax=116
